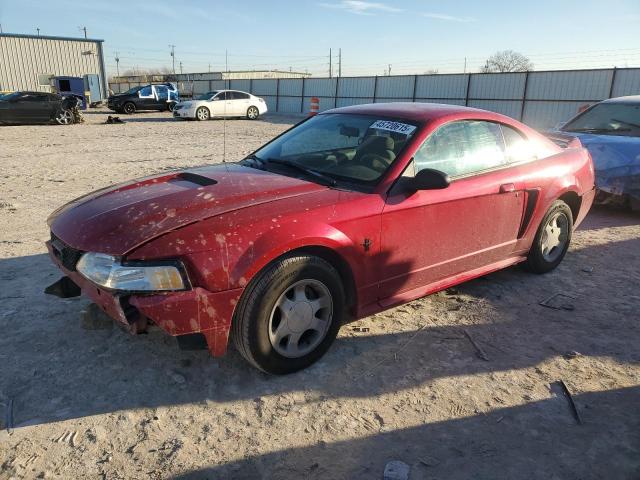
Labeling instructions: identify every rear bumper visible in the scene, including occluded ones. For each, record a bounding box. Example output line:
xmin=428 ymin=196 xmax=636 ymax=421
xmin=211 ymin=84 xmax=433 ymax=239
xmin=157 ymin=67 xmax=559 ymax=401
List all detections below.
xmin=45 ymin=241 xmax=242 ymax=356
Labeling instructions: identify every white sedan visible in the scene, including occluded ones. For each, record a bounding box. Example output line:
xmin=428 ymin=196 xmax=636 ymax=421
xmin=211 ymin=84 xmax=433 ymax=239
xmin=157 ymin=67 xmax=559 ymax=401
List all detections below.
xmin=173 ymin=89 xmax=268 ymax=121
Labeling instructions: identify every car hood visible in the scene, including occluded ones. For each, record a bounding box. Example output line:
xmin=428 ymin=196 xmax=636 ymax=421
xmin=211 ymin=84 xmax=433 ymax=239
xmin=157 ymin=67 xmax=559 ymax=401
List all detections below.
xmin=178 ymin=100 xmax=204 ymax=108
xmin=48 ymin=163 xmax=326 ymax=255
xmin=556 ymin=130 xmax=640 ymax=197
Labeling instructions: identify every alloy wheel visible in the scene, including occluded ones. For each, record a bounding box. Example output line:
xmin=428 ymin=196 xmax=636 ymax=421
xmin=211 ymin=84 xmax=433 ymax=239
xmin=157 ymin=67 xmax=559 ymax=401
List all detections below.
xmin=268 ymin=279 xmax=333 ymax=358
xmin=196 ymin=107 xmax=209 ymax=120
xmin=55 ymin=110 xmax=73 ymax=125
xmin=540 ymin=211 xmax=569 ymax=262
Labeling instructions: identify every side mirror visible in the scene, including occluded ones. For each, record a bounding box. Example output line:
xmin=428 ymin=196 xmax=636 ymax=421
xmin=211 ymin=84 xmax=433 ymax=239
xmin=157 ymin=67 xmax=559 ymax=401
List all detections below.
xmin=408 ymin=168 xmax=450 ymax=191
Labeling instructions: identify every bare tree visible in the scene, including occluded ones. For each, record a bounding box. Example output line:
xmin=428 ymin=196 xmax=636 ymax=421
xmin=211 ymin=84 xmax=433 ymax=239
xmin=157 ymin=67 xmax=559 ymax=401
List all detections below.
xmin=480 ymin=50 xmax=533 ymax=73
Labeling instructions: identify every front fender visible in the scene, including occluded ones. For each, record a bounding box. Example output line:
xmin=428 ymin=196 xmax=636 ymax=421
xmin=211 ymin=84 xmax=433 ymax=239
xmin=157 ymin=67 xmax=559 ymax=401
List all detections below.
xmin=230 ymin=221 xmax=361 ymax=289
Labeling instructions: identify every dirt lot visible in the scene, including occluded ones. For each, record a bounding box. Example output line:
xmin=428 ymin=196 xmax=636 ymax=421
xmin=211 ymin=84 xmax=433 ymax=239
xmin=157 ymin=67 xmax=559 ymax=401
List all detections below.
xmin=1 ymin=109 xmax=639 ymax=480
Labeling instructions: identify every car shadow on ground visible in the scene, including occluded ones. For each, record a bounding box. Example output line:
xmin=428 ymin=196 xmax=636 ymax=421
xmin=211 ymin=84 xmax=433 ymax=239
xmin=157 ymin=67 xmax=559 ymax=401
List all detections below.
xmin=169 ymin=385 xmax=640 ymax=479
xmin=1 ymin=226 xmax=638 ymax=431
xmin=577 ymin=204 xmax=640 ymax=231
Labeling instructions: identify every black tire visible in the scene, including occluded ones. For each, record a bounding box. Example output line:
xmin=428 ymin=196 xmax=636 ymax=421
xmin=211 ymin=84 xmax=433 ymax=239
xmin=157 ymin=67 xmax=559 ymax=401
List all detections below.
xmin=123 ymin=102 xmax=136 ymax=114
xmin=195 ymin=106 xmax=210 ymax=121
xmin=232 ymin=254 xmax=345 ymax=374
xmin=525 ymin=200 xmax=573 ymax=274
xmin=167 ymin=102 xmax=177 ymax=112
xmin=247 ymin=106 xmax=260 ymax=120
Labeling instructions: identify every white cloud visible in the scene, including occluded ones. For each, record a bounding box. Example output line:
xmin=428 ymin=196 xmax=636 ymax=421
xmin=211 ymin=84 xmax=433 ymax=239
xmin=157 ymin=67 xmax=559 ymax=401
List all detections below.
xmin=319 ymin=1 xmax=403 ymax=15
xmin=422 ymin=12 xmax=476 ymax=22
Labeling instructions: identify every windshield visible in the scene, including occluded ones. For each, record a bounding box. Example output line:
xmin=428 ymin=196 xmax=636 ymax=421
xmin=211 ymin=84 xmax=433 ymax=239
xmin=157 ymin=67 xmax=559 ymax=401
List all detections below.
xmin=562 ymin=103 xmax=640 ymax=137
xmin=197 ymin=91 xmax=219 ymax=100
xmin=123 ymin=86 xmax=142 ymax=95
xmin=247 ymin=113 xmax=419 ymax=187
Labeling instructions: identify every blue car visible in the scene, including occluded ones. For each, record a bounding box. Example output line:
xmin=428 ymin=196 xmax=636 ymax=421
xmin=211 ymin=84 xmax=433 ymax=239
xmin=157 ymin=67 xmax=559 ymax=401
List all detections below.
xmin=549 ymin=96 xmax=640 ymax=209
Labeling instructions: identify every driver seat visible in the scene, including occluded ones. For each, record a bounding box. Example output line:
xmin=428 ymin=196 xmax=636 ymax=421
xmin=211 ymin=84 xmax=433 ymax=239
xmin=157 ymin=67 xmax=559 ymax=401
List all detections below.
xmin=353 ymin=136 xmax=396 ymax=169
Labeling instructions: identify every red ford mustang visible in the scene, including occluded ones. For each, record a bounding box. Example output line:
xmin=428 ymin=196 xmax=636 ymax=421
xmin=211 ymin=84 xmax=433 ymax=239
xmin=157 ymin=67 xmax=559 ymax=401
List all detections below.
xmin=46 ymin=103 xmax=595 ymax=374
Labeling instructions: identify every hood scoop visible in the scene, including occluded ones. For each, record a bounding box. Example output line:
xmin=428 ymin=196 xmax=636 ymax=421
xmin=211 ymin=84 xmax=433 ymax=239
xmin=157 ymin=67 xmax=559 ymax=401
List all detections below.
xmin=175 ymin=172 xmax=218 ymax=187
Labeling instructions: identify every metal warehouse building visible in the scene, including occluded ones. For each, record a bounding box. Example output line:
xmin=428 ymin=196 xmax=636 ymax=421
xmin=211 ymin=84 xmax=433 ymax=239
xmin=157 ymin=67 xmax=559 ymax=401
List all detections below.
xmin=0 ymin=33 xmax=108 ymax=98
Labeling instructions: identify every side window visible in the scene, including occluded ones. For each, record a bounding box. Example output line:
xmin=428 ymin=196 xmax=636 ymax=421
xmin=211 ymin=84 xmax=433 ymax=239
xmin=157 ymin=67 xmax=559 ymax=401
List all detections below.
xmin=214 ymin=91 xmax=228 ymax=101
xmin=231 ymin=91 xmax=249 ymax=100
xmin=501 ymin=124 xmax=536 ymax=164
xmin=139 ymin=86 xmax=153 ymax=97
xmin=155 ymin=85 xmax=169 ymax=101
xmin=414 ymin=121 xmax=506 ymax=178
xmin=20 ymin=93 xmax=49 ymax=102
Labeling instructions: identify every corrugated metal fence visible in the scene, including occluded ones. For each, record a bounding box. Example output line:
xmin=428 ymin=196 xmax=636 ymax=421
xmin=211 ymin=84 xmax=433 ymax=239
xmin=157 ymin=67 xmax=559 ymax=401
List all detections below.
xmin=110 ymin=67 xmax=640 ymax=129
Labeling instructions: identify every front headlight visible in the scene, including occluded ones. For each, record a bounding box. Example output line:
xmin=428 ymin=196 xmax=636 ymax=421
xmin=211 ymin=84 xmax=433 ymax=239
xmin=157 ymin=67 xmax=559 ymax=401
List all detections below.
xmin=76 ymin=252 xmax=187 ymax=292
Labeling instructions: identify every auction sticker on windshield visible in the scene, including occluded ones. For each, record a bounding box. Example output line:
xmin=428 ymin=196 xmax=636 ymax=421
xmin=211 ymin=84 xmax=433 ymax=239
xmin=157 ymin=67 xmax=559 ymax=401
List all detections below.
xmin=370 ymin=120 xmax=416 ymax=135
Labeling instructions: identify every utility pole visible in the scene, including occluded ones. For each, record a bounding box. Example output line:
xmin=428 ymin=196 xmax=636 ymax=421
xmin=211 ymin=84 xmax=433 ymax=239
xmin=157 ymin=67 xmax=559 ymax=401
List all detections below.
xmin=463 ymin=57 xmax=467 ymax=74
xmin=338 ymin=48 xmax=342 ymax=77
xmin=388 ymin=64 xmax=391 ymax=76
xmin=79 ymin=26 xmax=87 ymax=38
xmin=225 ymin=50 xmax=228 ymax=72
xmin=208 ymin=63 xmax=211 ymax=73
xmin=169 ymin=44 xmax=176 ymax=75
xmin=115 ymin=52 xmax=120 ymax=77
xmin=179 ymin=61 xmax=183 ymax=75
xmin=36 ymin=28 xmax=40 ymax=36
xmin=329 ymin=48 xmax=332 ymax=78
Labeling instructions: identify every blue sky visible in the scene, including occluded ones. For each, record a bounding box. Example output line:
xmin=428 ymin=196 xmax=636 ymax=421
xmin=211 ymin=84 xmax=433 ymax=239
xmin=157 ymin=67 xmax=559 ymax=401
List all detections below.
xmin=1 ymin=0 xmax=639 ymax=76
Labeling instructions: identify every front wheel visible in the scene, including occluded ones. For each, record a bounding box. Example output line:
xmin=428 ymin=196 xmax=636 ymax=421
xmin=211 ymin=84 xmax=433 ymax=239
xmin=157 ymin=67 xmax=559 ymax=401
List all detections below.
xmin=123 ymin=102 xmax=136 ymax=114
xmin=167 ymin=102 xmax=177 ymax=112
xmin=247 ymin=106 xmax=259 ymax=120
xmin=195 ymin=106 xmax=210 ymax=121
xmin=526 ymin=200 xmax=573 ymax=273
xmin=55 ymin=109 xmax=73 ymax=125
xmin=232 ymin=254 xmax=344 ymax=374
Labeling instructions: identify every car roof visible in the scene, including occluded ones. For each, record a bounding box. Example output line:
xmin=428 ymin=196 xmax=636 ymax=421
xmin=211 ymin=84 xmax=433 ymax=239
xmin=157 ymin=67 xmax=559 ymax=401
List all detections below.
xmin=601 ymin=95 xmax=640 ymax=105
xmin=322 ymin=102 xmax=494 ymax=123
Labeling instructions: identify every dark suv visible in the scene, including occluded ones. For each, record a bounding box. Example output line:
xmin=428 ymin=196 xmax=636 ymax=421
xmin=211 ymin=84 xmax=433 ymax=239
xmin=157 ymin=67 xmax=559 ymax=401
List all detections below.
xmin=107 ymin=83 xmax=179 ymax=114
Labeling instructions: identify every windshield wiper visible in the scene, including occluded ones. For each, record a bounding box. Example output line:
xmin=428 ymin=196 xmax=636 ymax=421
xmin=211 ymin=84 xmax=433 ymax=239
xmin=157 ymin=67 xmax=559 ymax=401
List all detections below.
xmin=242 ymin=153 xmax=267 ymax=169
xmin=266 ymin=158 xmax=337 ymax=186
xmin=566 ymin=127 xmax=631 ymax=133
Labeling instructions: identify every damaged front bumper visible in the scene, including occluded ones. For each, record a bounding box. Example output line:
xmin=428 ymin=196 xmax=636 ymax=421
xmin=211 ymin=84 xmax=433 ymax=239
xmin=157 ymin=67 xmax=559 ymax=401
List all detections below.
xmin=45 ymin=240 xmax=242 ymax=357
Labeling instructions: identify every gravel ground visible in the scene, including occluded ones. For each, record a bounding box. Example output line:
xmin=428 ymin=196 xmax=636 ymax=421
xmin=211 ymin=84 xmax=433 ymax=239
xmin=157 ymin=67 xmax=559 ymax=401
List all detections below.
xmin=1 ymin=109 xmax=639 ymax=480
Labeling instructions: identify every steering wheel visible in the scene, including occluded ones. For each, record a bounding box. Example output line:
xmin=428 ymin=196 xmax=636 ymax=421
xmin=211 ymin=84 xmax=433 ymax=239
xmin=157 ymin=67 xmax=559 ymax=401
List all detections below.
xmin=357 ymin=153 xmax=390 ymax=173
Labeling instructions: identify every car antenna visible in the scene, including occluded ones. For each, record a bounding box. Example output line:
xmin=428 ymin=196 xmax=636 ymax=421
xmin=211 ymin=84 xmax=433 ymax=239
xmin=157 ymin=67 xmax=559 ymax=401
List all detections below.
xmin=222 ymin=85 xmax=227 ymax=162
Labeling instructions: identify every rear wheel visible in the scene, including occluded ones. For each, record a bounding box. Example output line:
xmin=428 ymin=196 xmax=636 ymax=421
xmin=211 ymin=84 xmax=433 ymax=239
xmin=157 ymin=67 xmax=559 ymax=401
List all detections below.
xmin=196 ymin=106 xmax=210 ymax=121
xmin=123 ymin=102 xmax=136 ymax=114
xmin=167 ymin=102 xmax=177 ymax=112
xmin=247 ymin=106 xmax=259 ymax=120
xmin=526 ymin=200 xmax=573 ymax=273
xmin=232 ymin=254 xmax=344 ymax=374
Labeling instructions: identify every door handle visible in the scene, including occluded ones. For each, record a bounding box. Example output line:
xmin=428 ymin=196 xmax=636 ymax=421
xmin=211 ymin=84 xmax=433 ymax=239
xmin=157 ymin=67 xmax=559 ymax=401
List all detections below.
xmin=499 ymin=183 xmax=516 ymax=193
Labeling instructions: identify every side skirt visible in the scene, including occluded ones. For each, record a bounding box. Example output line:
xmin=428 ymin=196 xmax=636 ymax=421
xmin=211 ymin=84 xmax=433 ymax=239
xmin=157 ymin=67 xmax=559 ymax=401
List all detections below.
xmin=358 ymin=255 xmax=527 ymax=317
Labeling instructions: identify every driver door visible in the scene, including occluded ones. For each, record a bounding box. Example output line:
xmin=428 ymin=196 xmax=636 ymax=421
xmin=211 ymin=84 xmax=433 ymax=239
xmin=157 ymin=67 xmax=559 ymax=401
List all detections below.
xmin=137 ymin=85 xmax=156 ymax=110
xmin=209 ymin=91 xmax=229 ymax=116
xmin=12 ymin=93 xmax=51 ymax=123
xmin=378 ymin=120 xmax=525 ymax=303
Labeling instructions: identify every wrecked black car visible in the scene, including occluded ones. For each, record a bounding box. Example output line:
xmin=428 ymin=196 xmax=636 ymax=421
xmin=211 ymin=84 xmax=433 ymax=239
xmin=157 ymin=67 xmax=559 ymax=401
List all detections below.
xmin=0 ymin=91 xmax=80 ymax=125
xmin=107 ymin=83 xmax=179 ymax=114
